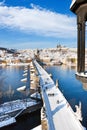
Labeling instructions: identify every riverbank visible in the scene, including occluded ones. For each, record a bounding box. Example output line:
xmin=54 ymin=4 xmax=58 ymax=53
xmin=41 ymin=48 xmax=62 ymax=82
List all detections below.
xmin=0 ymin=63 xmax=30 ymax=66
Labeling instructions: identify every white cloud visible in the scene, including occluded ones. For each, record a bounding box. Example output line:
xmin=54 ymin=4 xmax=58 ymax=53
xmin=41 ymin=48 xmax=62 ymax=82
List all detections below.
xmin=0 ymin=3 xmax=77 ymax=39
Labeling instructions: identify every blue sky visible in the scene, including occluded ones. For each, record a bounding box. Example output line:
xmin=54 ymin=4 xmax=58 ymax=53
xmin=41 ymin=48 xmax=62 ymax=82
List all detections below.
xmin=0 ymin=0 xmax=77 ymax=49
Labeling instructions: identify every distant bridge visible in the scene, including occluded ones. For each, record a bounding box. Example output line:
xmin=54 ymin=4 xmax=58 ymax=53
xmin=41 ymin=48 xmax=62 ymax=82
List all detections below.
xmin=33 ymin=60 xmax=85 ymax=130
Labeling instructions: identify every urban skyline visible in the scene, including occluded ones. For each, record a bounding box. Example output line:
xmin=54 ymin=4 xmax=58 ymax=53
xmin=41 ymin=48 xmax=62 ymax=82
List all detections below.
xmin=0 ymin=0 xmax=78 ymax=49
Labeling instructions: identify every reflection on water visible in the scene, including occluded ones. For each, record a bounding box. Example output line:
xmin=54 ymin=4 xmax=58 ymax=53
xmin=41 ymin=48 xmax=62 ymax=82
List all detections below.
xmin=4 ymin=85 xmax=14 ymax=98
xmin=82 ymin=83 xmax=87 ymax=91
xmin=0 ymin=66 xmax=30 ymax=104
xmin=0 ymin=85 xmax=14 ymax=102
xmin=76 ymin=75 xmax=87 ymax=91
xmin=83 ymin=83 xmax=87 ymax=90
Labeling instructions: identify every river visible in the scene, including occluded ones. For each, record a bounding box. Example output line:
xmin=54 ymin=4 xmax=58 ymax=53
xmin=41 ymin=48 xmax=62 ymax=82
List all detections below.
xmin=0 ymin=65 xmax=30 ymax=104
xmin=0 ymin=65 xmax=41 ymax=130
xmin=0 ymin=65 xmax=87 ymax=129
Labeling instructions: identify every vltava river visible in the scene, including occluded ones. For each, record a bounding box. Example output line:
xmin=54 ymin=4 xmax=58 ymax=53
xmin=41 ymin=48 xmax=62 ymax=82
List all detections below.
xmin=0 ymin=65 xmax=41 ymax=130
xmin=0 ymin=65 xmax=87 ymax=128
xmin=0 ymin=65 xmax=30 ymax=104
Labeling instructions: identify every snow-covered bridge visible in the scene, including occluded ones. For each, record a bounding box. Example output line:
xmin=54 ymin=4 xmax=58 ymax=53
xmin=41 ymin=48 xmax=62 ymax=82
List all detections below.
xmin=33 ymin=60 xmax=85 ymax=130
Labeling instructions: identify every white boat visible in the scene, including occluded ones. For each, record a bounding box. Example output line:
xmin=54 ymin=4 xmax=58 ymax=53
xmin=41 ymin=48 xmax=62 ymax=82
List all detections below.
xmin=17 ymin=86 xmax=26 ymax=91
xmin=21 ymin=78 xmax=27 ymax=82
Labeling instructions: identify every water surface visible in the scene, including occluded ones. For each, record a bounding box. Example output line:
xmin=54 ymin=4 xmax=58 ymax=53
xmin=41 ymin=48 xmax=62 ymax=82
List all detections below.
xmin=0 ymin=65 xmax=30 ymax=104
xmin=0 ymin=65 xmax=87 ymax=129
